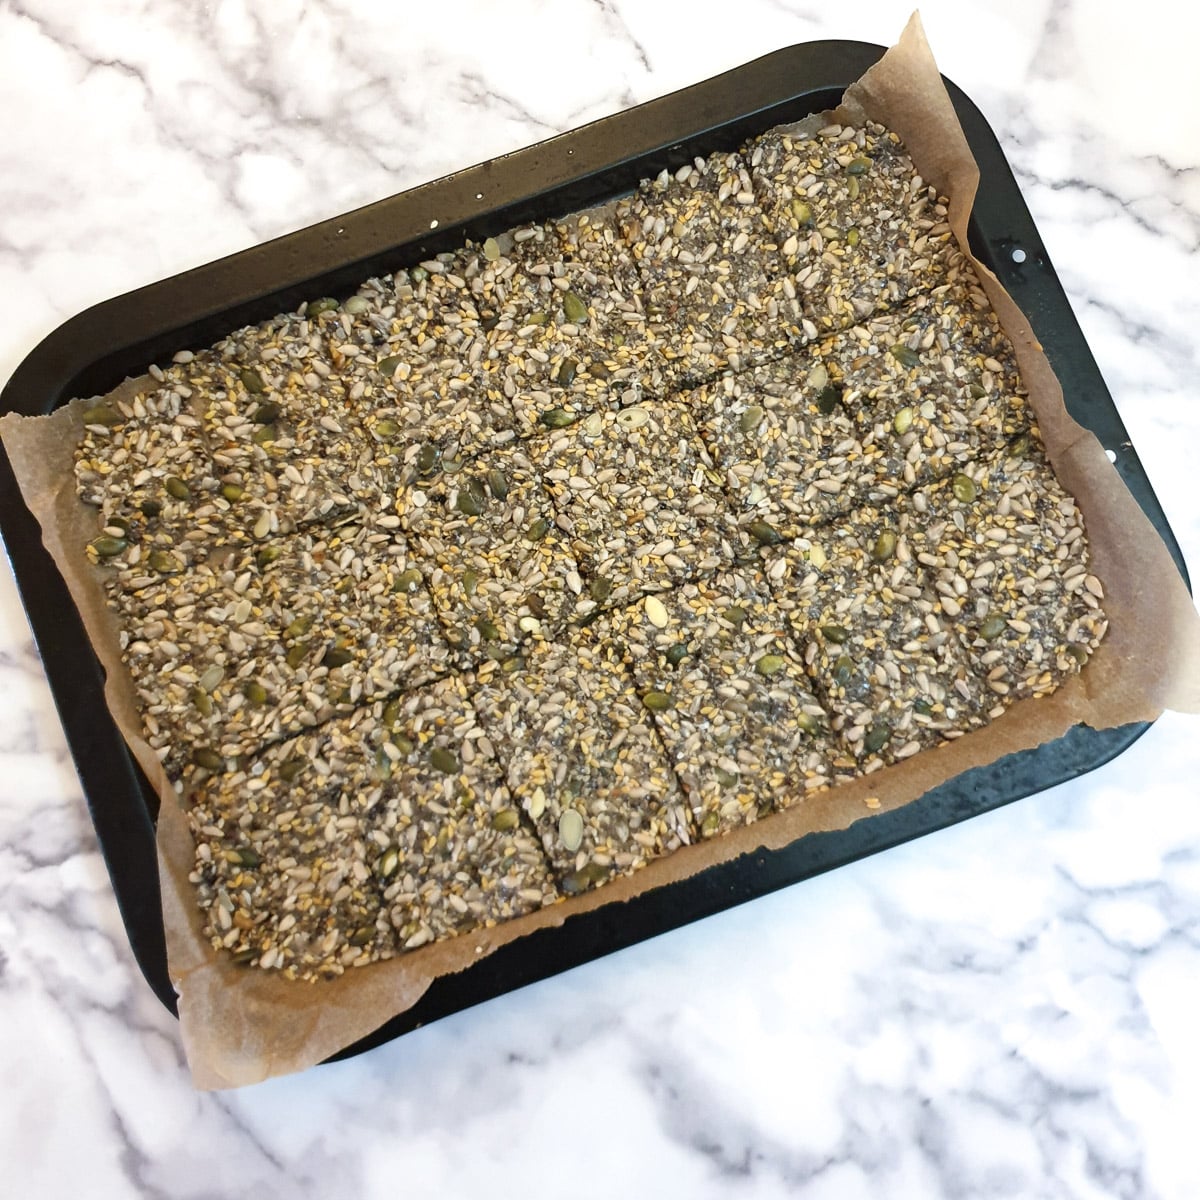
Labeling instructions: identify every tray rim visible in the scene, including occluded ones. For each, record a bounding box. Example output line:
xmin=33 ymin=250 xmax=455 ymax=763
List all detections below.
xmin=0 ymin=38 xmax=1187 ymax=1049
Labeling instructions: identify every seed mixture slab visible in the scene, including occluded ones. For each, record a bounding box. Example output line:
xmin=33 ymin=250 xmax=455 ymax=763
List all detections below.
xmin=71 ymin=116 xmax=1107 ymax=979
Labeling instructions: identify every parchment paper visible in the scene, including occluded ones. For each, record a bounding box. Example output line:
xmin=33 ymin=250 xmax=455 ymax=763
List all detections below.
xmin=4 ymin=12 xmax=1198 ymax=1089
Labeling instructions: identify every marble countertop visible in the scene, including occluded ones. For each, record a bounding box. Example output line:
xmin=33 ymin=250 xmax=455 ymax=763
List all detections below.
xmin=2 ymin=1 xmax=1198 ymax=1195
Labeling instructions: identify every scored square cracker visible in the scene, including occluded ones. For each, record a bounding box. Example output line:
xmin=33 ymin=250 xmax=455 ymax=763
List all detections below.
xmin=470 ymin=637 xmax=693 ymax=893
xmin=748 ymin=120 xmax=958 ymax=334
xmin=398 ymin=443 xmax=587 ymax=657
xmin=595 ymin=573 xmax=842 ymax=838
xmin=615 ymin=152 xmax=800 ymax=385
xmin=907 ymin=436 xmax=1108 ymax=704
xmin=530 ymin=401 xmax=738 ymax=608
xmin=762 ymin=504 xmax=991 ymax=770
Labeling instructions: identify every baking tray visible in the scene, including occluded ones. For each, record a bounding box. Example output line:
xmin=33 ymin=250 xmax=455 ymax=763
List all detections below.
xmin=1 ymin=40 xmax=1189 ymax=1059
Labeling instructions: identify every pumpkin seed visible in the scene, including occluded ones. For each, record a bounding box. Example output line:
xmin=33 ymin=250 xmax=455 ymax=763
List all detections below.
xmin=251 ymin=402 xmax=282 ymax=427
xmin=748 ymin=520 xmax=782 ymax=546
xmin=243 ymin=681 xmax=268 ymax=705
xmin=754 ymin=654 xmax=787 ymax=676
xmin=525 ymin=311 xmax=548 ymax=326
xmin=377 ymin=847 xmax=400 ymax=879
xmin=415 ymin=442 xmax=442 ymax=477
xmin=562 ymin=291 xmax=588 ymax=324
xmin=377 ymin=354 xmax=405 ymax=377
xmin=190 ymin=687 xmax=213 ymax=717
xmin=540 ymin=408 xmax=577 ymax=429
xmin=277 ymin=758 xmax=304 ymax=782
xmin=322 ymin=647 xmax=353 ymax=669
xmin=491 ymin=809 xmax=520 ymax=832
xmin=455 ymin=483 xmax=485 ymax=516
xmin=140 ymin=499 xmax=162 ymax=518
xmin=1008 ymin=432 xmax=1031 ymax=458
xmin=256 ymin=544 xmax=282 ymax=569
xmin=381 ymin=698 xmax=402 ymax=730
xmin=890 ymin=344 xmax=920 ymax=369
xmin=1067 ymin=644 xmax=1089 ymax=665
xmin=475 ymin=617 xmax=502 ymax=642
xmin=81 ymin=404 xmax=123 ymax=427
xmin=391 ymin=734 xmax=415 ymax=758
xmin=725 ymin=605 xmax=747 ymax=629
xmin=349 ymin=926 xmax=375 ymax=947
xmin=913 ymin=698 xmax=934 ymax=716
xmin=589 ymin=576 xmax=612 ymax=603
xmin=872 ymin=529 xmax=897 ymax=561
xmin=285 ymin=615 xmax=314 ymax=639
xmin=561 ymin=862 xmax=608 ymax=895
xmin=430 ymin=747 xmax=459 ymax=775
xmin=393 ymin=567 xmax=422 ymax=593
xmin=558 ymin=809 xmax=585 ymax=852
xmin=791 ymin=198 xmax=813 ymax=225
xmin=893 ymin=406 xmax=914 ymax=435
xmin=462 ymin=570 xmax=479 ymax=596
xmin=285 ymin=641 xmax=311 ymax=669
xmin=525 ymin=516 xmax=550 ymax=542
xmin=864 ymin=722 xmax=891 ymax=755
xmin=833 ymin=653 xmax=854 ymax=685
xmin=795 ymin=712 xmax=821 ymax=734
xmin=251 ymin=424 xmax=277 ymax=446
xmin=979 ymin=614 xmax=1008 ymax=640
xmin=968 ymin=382 xmax=987 ymax=400
xmin=193 ymin=748 xmax=223 ymax=771
xmin=847 ymin=155 xmax=872 ymax=175
xmin=587 ymin=361 xmax=611 ymax=380
xmin=701 ymin=811 xmax=722 ymax=837
xmin=820 ymin=624 xmax=849 ymax=643
xmin=149 ymin=549 xmax=183 ymax=573
xmin=739 ymin=405 xmax=765 ymax=433
xmin=845 ymin=226 xmax=861 ymax=247
xmin=482 ymin=236 xmax=501 ymax=261
xmin=642 ymin=690 xmax=674 ymax=712
xmin=486 ymin=468 xmax=509 ymax=500
xmin=89 ymin=535 xmax=127 ymax=557
xmin=952 ymin=473 xmax=978 ymax=504
xmin=665 ymin=643 xmax=689 ymax=667
xmin=221 ymin=483 xmax=244 ymax=502
xmin=306 ymin=297 xmax=339 ymax=316
xmin=165 ymin=476 xmax=191 ymax=501
xmin=555 ymin=357 xmax=579 ymax=386
xmin=240 ymin=368 xmax=266 ymax=394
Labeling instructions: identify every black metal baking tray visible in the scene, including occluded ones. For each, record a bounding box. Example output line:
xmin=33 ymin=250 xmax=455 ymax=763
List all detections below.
xmin=1 ymin=40 xmax=1189 ymax=1057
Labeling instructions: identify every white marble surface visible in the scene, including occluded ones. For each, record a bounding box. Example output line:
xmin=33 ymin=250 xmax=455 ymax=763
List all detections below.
xmin=2 ymin=0 xmax=1198 ymax=1194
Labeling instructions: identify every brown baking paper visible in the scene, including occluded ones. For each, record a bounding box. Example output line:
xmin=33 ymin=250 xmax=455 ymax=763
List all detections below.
xmin=4 ymin=12 xmax=1198 ymax=1089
